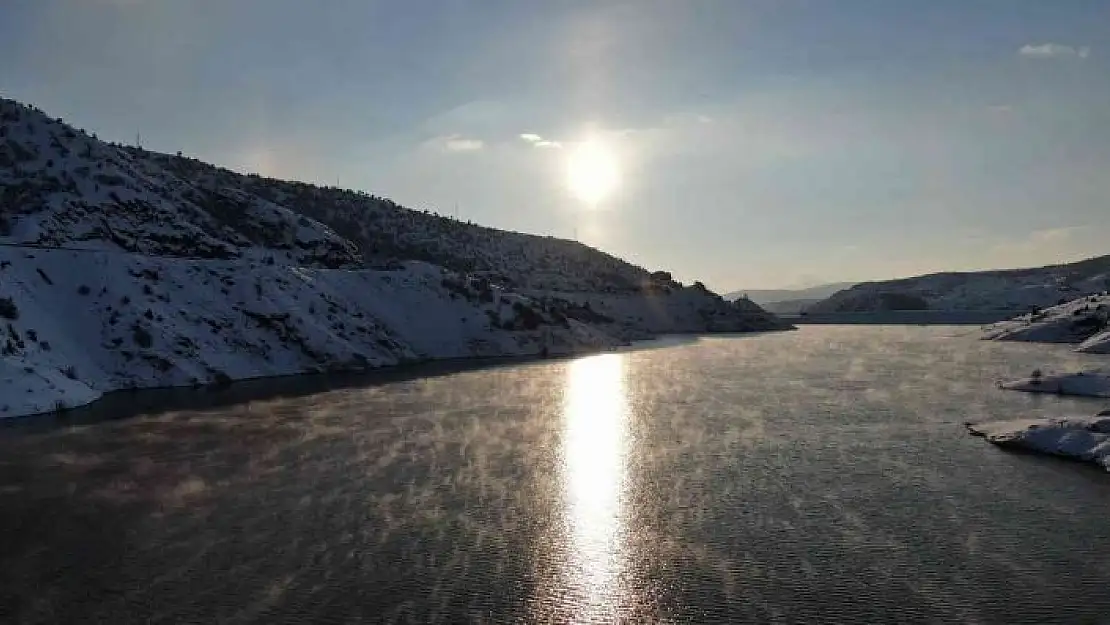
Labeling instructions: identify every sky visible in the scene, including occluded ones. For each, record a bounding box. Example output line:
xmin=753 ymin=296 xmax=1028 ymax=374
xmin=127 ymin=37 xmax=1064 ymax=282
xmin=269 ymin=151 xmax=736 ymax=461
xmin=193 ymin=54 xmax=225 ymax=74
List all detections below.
xmin=2 ymin=0 xmax=1110 ymax=291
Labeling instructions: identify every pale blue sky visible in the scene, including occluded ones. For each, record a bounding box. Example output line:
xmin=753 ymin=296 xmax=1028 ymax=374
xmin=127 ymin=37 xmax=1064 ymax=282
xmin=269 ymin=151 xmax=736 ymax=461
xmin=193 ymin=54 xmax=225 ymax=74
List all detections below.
xmin=3 ymin=0 xmax=1109 ymax=290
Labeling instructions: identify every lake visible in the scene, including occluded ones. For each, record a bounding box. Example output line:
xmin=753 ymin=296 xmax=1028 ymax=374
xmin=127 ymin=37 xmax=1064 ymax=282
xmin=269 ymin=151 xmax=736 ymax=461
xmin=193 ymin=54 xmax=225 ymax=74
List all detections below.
xmin=2 ymin=326 xmax=1110 ymax=624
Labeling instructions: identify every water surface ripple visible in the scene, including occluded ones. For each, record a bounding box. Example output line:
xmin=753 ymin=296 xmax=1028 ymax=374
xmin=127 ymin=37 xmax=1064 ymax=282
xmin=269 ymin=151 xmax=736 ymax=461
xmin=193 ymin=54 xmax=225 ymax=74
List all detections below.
xmin=2 ymin=326 xmax=1110 ymax=624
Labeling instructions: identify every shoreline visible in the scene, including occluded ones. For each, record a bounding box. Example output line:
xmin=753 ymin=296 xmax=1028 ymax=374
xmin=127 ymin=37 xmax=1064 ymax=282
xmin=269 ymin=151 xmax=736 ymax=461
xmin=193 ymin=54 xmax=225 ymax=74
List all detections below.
xmin=1 ymin=330 xmax=770 ymax=431
xmin=0 ymin=343 xmax=611 ymax=430
xmin=965 ymin=417 xmax=1110 ymax=472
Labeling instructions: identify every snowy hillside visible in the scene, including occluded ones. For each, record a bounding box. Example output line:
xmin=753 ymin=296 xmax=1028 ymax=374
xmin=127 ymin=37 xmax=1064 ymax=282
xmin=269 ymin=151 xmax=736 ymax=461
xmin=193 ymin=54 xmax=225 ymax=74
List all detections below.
xmin=0 ymin=100 xmax=361 ymax=268
xmin=150 ymin=150 xmax=657 ymax=292
xmin=984 ymin=293 xmax=1110 ymax=353
xmin=543 ymin=285 xmax=788 ymax=339
xmin=0 ymin=247 xmax=621 ymax=418
xmin=0 ymin=97 xmax=790 ymax=417
xmin=808 ymin=256 xmax=1110 ymax=313
xmin=0 ymin=96 xmax=787 ymax=310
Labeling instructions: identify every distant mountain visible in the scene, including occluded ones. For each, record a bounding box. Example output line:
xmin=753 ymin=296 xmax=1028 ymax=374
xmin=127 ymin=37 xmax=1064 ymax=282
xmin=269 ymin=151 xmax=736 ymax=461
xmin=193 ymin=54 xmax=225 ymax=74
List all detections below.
xmin=0 ymin=97 xmax=790 ymax=417
xmin=760 ymin=298 xmax=823 ymax=314
xmin=807 ymin=256 xmax=1110 ymax=314
xmin=725 ymin=282 xmax=856 ymax=306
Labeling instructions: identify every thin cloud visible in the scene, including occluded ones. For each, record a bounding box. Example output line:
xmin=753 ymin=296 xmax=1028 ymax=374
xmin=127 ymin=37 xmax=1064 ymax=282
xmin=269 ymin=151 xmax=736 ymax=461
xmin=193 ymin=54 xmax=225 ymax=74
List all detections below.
xmin=519 ymin=133 xmax=562 ymax=148
xmin=1030 ymin=226 xmax=1077 ymax=243
xmin=1018 ymin=43 xmax=1091 ymax=60
xmin=441 ymin=135 xmax=484 ymax=152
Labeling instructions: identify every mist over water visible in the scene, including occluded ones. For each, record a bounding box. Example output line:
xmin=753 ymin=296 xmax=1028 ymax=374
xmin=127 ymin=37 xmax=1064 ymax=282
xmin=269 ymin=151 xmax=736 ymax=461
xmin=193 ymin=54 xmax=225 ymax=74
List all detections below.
xmin=3 ymin=326 xmax=1110 ymax=624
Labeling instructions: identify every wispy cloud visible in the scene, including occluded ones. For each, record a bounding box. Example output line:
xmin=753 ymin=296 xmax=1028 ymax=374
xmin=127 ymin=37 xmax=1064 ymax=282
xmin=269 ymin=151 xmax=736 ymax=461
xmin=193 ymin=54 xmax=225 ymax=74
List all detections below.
xmin=1018 ymin=43 xmax=1091 ymax=60
xmin=1030 ymin=226 xmax=1077 ymax=243
xmin=519 ymin=133 xmax=563 ymax=149
xmin=439 ymin=135 xmax=484 ymax=152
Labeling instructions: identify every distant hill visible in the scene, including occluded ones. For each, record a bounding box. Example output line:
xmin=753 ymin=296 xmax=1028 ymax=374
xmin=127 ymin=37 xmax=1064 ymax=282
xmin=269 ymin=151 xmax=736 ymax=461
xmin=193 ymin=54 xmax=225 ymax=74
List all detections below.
xmin=807 ymin=256 xmax=1110 ymax=313
xmin=725 ymin=282 xmax=856 ymax=307
xmin=760 ymin=298 xmax=823 ymax=314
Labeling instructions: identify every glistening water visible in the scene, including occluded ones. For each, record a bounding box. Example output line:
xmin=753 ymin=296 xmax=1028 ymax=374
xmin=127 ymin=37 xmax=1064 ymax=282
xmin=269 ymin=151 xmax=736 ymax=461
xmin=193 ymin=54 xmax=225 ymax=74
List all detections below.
xmin=3 ymin=326 xmax=1110 ymax=624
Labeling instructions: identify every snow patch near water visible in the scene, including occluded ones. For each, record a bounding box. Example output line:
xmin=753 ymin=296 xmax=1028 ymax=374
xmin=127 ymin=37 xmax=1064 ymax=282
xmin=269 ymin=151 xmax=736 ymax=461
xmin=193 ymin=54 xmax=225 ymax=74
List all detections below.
xmin=967 ymin=416 xmax=1110 ymax=471
xmin=984 ymin=294 xmax=1110 ymax=349
xmin=1000 ymin=370 xmax=1110 ymax=398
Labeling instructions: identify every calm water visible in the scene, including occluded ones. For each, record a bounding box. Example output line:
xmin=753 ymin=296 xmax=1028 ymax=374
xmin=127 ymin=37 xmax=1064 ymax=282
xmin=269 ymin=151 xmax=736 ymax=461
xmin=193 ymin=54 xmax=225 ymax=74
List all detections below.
xmin=3 ymin=326 xmax=1110 ymax=624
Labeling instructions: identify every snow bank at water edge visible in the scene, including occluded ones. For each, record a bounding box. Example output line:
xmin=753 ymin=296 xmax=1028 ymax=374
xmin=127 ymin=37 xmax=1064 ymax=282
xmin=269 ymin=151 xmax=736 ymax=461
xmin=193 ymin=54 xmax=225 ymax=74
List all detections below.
xmin=999 ymin=370 xmax=1110 ymax=398
xmin=984 ymin=293 xmax=1110 ymax=348
xmin=967 ymin=415 xmax=1110 ymax=471
xmin=0 ymin=247 xmax=622 ymax=419
xmin=1078 ymin=330 xmax=1110 ymax=354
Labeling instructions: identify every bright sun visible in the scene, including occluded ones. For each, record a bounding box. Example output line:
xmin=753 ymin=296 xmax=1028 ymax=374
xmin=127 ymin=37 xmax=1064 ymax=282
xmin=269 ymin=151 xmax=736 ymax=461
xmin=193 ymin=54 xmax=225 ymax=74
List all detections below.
xmin=566 ymin=138 xmax=620 ymax=206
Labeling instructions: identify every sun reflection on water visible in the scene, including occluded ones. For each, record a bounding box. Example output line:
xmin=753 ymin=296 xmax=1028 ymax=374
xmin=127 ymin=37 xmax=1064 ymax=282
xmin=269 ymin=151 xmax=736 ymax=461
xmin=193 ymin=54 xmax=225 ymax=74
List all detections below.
xmin=562 ymin=353 xmax=630 ymax=622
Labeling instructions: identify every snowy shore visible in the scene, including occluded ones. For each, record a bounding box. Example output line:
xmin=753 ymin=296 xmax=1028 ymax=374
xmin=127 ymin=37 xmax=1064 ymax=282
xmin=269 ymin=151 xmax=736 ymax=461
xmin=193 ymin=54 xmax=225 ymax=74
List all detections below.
xmin=998 ymin=370 xmax=1110 ymax=399
xmin=967 ymin=415 xmax=1110 ymax=471
xmin=1 ymin=245 xmax=790 ymax=419
xmin=0 ymin=247 xmax=629 ymax=419
xmin=973 ymin=295 xmax=1110 ymax=470
xmin=984 ymin=293 xmax=1110 ymax=353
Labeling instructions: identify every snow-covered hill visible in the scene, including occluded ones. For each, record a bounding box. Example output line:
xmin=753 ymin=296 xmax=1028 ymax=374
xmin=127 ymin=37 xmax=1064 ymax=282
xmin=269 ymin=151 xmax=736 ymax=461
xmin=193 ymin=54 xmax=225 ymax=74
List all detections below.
xmin=808 ymin=257 xmax=1110 ymax=313
xmin=0 ymin=247 xmax=623 ymax=418
xmin=146 ymin=148 xmax=656 ymax=293
xmin=0 ymin=100 xmax=361 ymax=268
xmin=541 ymin=284 xmax=789 ymax=340
xmin=983 ymin=293 xmax=1110 ymax=353
xmin=0 ymin=96 xmax=790 ymax=308
xmin=0 ymin=97 xmax=790 ymax=417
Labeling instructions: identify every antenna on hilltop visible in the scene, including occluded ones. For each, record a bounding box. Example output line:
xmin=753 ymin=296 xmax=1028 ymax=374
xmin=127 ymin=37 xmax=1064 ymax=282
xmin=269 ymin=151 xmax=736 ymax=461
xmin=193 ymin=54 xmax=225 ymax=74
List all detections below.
xmin=135 ymin=131 xmax=142 ymax=150
xmin=454 ymin=201 xmax=459 ymax=220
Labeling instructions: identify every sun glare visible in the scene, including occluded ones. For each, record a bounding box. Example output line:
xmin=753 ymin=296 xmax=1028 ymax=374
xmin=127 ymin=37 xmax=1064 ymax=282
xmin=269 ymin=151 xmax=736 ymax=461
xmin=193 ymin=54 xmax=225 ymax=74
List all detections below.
xmin=566 ymin=138 xmax=620 ymax=206
xmin=561 ymin=353 xmax=630 ymax=620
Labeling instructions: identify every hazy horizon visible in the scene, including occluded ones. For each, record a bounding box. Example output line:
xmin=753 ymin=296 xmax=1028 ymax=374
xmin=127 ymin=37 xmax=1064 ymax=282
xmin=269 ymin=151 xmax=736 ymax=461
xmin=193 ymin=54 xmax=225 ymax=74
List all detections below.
xmin=3 ymin=0 xmax=1109 ymax=290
